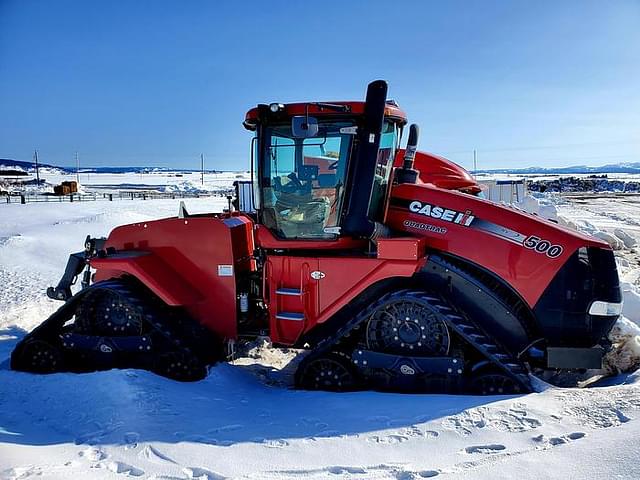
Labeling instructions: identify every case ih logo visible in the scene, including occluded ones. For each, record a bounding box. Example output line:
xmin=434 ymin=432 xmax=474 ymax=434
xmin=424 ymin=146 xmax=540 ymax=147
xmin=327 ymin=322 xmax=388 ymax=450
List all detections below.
xmin=409 ymin=201 xmax=475 ymax=226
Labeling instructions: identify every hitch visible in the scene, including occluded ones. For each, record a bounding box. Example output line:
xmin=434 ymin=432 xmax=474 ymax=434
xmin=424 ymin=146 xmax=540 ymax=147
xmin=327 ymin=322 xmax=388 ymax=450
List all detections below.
xmin=46 ymin=235 xmax=106 ymax=301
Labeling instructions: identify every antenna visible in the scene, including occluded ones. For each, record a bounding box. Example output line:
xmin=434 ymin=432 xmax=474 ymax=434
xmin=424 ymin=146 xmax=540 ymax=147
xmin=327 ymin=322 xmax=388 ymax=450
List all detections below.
xmin=75 ymin=152 xmax=79 ymax=183
xmin=34 ymin=149 xmax=40 ymax=184
xmin=201 ymin=153 xmax=204 ymax=186
xmin=473 ymin=149 xmax=478 ymax=174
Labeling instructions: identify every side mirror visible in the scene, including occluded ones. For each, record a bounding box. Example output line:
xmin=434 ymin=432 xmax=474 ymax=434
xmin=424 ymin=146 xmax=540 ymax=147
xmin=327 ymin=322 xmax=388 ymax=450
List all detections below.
xmin=292 ymin=116 xmax=319 ymax=138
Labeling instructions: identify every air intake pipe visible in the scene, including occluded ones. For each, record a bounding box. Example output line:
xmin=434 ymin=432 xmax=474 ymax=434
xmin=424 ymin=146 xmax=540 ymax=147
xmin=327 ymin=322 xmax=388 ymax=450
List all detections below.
xmin=396 ymin=123 xmax=420 ymax=184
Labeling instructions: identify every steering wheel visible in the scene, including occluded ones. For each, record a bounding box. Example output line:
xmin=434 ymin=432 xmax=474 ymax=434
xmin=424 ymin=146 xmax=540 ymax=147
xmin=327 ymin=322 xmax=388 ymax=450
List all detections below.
xmin=277 ymin=172 xmax=305 ymax=194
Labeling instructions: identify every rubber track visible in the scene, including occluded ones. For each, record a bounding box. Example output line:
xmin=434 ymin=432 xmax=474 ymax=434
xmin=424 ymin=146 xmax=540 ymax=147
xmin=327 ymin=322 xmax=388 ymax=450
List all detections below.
xmin=12 ymin=278 xmax=218 ymax=376
xmin=296 ymin=288 xmax=532 ymax=393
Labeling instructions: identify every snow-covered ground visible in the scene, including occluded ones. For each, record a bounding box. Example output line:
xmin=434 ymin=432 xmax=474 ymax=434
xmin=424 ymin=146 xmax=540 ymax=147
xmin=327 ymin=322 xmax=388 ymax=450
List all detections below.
xmin=2 ymin=185 xmax=640 ymax=479
xmin=1 ymin=170 xmax=249 ymax=196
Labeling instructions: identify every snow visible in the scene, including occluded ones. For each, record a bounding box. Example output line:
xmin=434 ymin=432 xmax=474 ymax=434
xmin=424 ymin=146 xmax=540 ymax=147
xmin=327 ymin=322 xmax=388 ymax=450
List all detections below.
xmin=1 ymin=170 xmax=249 ymax=197
xmin=2 ymin=179 xmax=640 ymax=479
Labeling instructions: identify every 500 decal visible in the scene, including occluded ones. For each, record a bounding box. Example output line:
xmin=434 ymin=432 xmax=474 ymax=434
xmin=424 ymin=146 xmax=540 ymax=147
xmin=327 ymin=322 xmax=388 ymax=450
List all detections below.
xmin=523 ymin=235 xmax=564 ymax=258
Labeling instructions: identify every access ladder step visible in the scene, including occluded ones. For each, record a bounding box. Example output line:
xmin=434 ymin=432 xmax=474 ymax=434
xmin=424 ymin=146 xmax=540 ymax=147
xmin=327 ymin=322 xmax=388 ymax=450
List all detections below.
xmin=275 ymin=312 xmax=305 ymax=321
xmin=276 ymin=288 xmax=303 ymax=296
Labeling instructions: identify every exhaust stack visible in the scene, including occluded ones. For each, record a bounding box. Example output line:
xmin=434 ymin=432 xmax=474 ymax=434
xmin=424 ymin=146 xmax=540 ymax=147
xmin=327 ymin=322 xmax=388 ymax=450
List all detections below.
xmin=397 ymin=123 xmax=420 ymax=184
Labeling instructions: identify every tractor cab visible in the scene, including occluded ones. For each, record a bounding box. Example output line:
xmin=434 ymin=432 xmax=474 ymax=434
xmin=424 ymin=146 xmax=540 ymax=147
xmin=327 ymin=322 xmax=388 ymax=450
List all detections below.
xmin=243 ymin=81 xmax=407 ymax=243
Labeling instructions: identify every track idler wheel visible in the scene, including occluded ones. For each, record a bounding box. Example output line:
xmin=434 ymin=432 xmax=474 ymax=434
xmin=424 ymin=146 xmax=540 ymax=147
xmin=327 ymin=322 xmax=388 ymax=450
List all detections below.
xmin=295 ymin=352 xmax=360 ymax=392
xmin=14 ymin=339 xmax=65 ymax=374
xmin=468 ymin=371 xmax=524 ymax=395
xmin=153 ymin=351 xmax=207 ymax=382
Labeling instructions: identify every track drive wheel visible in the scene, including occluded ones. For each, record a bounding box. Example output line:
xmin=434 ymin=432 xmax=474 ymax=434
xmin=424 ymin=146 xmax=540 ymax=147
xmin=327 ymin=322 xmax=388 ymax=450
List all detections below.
xmin=74 ymin=286 xmax=144 ymax=336
xmin=366 ymin=291 xmax=450 ymax=356
xmin=295 ymin=352 xmax=360 ymax=392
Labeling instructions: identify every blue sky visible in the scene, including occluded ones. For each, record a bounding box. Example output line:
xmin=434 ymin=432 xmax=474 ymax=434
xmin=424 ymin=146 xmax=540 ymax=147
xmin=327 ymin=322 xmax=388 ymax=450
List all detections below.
xmin=1 ymin=0 xmax=638 ymax=170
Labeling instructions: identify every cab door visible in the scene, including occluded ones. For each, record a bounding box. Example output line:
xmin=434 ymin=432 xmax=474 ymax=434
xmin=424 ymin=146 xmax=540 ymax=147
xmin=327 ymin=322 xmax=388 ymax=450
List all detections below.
xmin=265 ymin=255 xmax=319 ymax=345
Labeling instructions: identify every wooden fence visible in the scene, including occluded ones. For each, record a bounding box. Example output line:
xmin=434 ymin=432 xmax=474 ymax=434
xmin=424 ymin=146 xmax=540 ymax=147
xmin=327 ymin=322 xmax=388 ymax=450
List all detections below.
xmin=1 ymin=190 xmax=228 ymax=205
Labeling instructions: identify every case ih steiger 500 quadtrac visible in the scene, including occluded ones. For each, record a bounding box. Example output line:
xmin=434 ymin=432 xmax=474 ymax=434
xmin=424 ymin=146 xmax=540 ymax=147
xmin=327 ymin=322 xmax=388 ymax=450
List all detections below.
xmin=12 ymin=81 xmax=622 ymax=394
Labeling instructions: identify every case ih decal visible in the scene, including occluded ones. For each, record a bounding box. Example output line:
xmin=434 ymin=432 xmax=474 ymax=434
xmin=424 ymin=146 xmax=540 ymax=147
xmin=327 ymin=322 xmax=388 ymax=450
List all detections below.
xmin=408 ymin=201 xmax=475 ymax=226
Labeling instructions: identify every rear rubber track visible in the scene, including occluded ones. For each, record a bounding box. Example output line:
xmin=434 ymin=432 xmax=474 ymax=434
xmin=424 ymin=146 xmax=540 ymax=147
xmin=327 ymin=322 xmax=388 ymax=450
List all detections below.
xmin=11 ymin=277 xmax=221 ymax=381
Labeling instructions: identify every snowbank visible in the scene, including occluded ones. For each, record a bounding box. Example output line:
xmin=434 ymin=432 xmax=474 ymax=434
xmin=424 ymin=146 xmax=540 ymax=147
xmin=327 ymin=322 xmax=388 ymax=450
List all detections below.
xmin=515 ymin=194 xmax=559 ymax=221
xmin=622 ymin=282 xmax=640 ymax=325
xmin=605 ymin=316 xmax=640 ymax=373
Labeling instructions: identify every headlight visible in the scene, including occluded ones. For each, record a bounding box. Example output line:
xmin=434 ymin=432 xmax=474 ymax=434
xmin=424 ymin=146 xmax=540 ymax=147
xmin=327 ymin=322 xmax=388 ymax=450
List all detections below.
xmin=588 ymin=301 xmax=623 ymax=316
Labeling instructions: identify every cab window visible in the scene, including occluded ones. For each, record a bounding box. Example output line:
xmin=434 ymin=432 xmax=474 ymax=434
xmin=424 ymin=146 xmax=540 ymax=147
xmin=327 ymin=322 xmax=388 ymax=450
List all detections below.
xmin=261 ymin=122 xmax=354 ymax=239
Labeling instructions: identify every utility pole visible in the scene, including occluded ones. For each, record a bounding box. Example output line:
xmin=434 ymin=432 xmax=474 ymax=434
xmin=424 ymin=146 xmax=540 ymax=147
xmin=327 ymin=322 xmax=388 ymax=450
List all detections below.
xmin=34 ymin=149 xmax=40 ymax=184
xmin=201 ymin=153 xmax=204 ymax=186
xmin=75 ymin=152 xmax=79 ymax=183
xmin=473 ymin=149 xmax=477 ymax=174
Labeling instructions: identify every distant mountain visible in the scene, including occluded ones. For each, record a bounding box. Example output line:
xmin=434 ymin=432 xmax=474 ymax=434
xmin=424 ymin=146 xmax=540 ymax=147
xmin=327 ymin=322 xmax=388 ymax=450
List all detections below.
xmin=5 ymin=155 xmax=637 ymax=176
xmin=476 ymin=162 xmax=640 ymax=175
xmin=0 ymin=158 xmax=68 ymax=172
xmin=74 ymin=166 xmax=220 ymax=174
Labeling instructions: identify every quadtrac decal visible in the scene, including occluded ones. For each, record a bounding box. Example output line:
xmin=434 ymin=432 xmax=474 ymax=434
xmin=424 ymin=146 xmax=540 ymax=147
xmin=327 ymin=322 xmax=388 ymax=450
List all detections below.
xmin=408 ymin=201 xmax=475 ymax=226
xmin=403 ymin=220 xmax=447 ymax=235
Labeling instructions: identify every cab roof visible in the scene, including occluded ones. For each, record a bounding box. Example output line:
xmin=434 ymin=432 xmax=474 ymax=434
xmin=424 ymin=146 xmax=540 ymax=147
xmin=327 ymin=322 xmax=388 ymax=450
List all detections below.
xmin=243 ymin=101 xmax=407 ymax=131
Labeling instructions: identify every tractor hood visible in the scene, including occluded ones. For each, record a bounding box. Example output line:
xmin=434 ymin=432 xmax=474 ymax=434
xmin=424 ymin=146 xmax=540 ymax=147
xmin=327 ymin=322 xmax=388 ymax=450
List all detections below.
xmin=386 ymin=181 xmax=614 ymax=308
xmin=393 ymin=149 xmax=481 ymax=194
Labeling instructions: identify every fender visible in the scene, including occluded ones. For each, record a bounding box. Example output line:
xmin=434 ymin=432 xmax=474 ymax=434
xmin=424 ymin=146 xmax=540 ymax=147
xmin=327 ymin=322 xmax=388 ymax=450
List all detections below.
xmin=90 ymin=215 xmax=254 ymax=340
xmin=417 ymin=253 xmax=538 ymax=356
xmin=387 ymin=182 xmax=610 ymax=307
xmin=90 ymin=252 xmax=204 ymax=306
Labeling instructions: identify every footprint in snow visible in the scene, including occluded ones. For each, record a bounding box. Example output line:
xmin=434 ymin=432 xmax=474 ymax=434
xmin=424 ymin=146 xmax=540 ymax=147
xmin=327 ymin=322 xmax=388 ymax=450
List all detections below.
xmin=367 ymin=434 xmax=409 ymax=444
xmin=532 ymin=432 xmax=586 ymax=448
xmin=182 ymin=466 xmax=226 ymax=479
xmin=399 ymin=425 xmax=440 ymax=438
xmin=463 ymin=444 xmax=507 ymax=454
xmin=98 ymin=461 xmax=144 ymax=477
xmin=327 ymin=466 xmax=367 ymax=475
xmin=396 ymin=470 xmax=440 ymax=479
xmin=264 ymin=438 xmax=289 ymax=448
xmin=139 ymin=445 xmax=176 ymax=464
xmin=78 ymin=446 xmax=106 ymax=462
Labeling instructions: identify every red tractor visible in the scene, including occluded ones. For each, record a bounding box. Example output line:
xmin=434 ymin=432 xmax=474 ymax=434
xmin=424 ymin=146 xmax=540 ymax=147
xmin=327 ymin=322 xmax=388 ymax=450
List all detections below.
xmin=12 ymin=81 xmax=622 ymax=394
